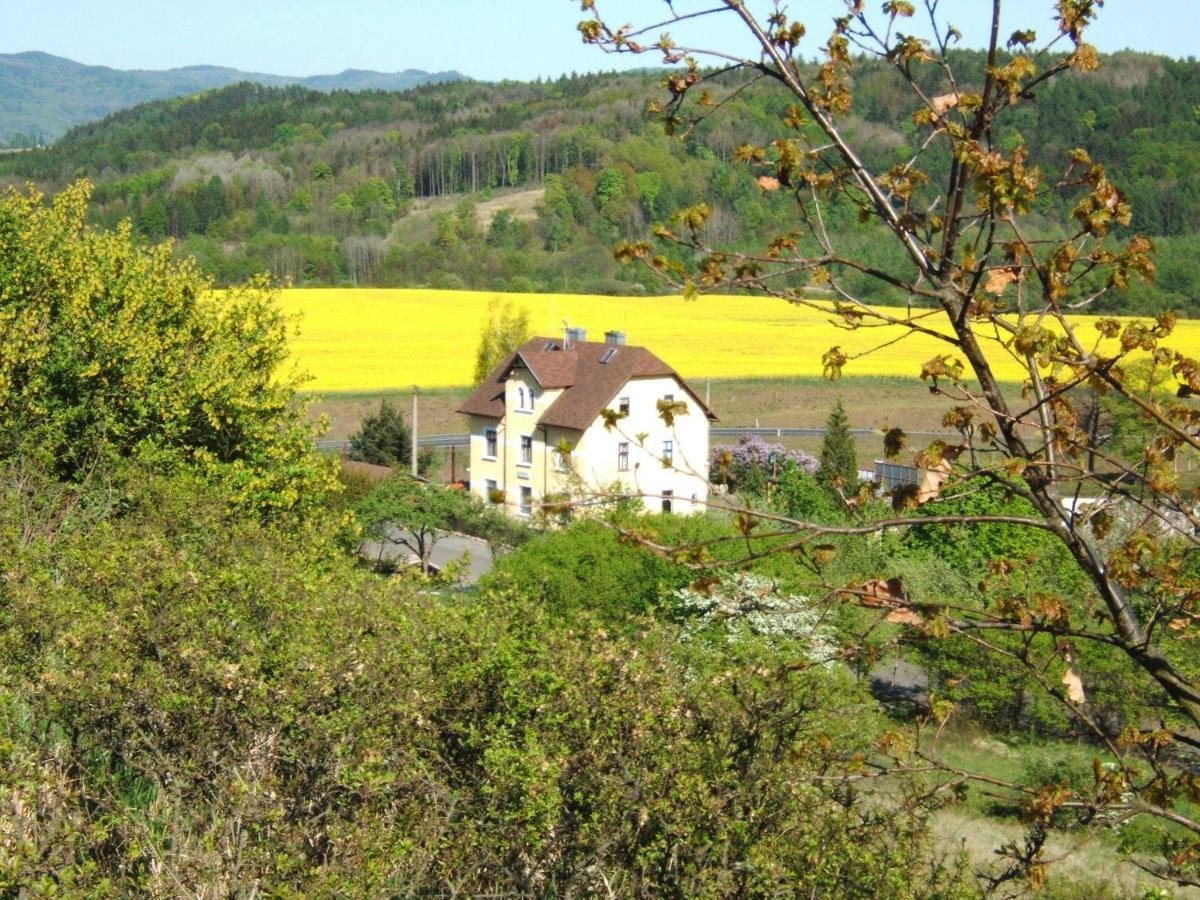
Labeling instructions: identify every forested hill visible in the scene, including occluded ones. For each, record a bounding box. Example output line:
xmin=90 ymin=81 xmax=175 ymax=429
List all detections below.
xmin=4 ymin=51 xmax=1199 ymax=314
xmin=0 ymin=51 xmax=462 ymax=146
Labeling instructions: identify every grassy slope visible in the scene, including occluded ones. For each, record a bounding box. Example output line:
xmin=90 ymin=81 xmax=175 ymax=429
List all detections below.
xmin=925 ymin=727 xmax=1200 ymax=897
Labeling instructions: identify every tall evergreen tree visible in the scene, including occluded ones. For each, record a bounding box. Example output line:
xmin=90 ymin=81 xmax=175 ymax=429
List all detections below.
xmin=349 ymin=400 xmax=427 ymax=471
xmin=817 ymin=399 xmax=857 ymax=492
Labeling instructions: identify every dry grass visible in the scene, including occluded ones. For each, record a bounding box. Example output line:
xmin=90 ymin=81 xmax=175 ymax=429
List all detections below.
xmin=472 ymin=187 xmax=544 ymax=225
xmin=308 ymin=376 xmax=947 ymax=447
xmin=932 ymin=809 xmax=1197 ymax=898
xmin=406 ymin=187 xmax=544 ymax=227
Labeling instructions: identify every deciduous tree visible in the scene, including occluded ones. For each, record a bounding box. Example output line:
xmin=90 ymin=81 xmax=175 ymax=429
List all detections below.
xmin=355 ymin=475 xmax=525 ymax=573
xmin=584 ymin=0 xmax=1200 ymax=884
xmin=472 ymin=295 xmax=531 ymax=384
xmin=0 ymin=180 xmax=333 ymax=516
xmin=356 ymin=475 xmax=465 ymax=572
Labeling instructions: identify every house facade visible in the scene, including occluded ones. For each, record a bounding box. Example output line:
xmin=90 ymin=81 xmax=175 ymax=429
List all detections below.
xmin=458 ymin=330 xmax=716 ymax=518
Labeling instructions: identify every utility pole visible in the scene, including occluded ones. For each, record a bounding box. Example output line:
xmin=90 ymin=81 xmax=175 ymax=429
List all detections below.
xmin=411 ymin=386 xmax=419 ymax=477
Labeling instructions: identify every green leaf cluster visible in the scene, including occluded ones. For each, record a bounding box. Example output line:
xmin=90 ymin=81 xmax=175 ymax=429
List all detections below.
xmin=0 ymin=181 xmax=334 ymax=516
xmin=0 ymin=461 xmax=965 ymax=895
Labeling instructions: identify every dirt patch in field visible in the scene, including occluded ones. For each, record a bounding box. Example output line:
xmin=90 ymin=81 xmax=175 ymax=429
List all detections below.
xmin=310 ymin=387 xmax=471 ymax=441
xmin=473 ymin=188 xmax=544 ymax=225
xmin=931 ymin=808 xmax=1198 ymax=897
xmin=706 ymin=377 xmax=948 ymax=430
xmin=406 ymin=187 xmax=544 ymax=227
xmin=308 ymin=375 xmax=965 ymax=473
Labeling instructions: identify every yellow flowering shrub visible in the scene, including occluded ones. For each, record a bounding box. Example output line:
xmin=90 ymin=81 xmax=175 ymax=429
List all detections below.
xmin=0 ymin=181 xmax=335 ymax=515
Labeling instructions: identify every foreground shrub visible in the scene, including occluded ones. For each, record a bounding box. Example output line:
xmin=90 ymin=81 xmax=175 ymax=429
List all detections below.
xmin=0 ymin=181 xmax=333 ymax=516
xmin=0 ymin=463 xmax=967 ymax=895
xmin=480 ymin=518 xmax=694 ymax=622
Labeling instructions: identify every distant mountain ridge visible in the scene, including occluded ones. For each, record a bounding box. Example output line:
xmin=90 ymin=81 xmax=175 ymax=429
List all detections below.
xmin=0 ymin=51 xmax=464 ymax=144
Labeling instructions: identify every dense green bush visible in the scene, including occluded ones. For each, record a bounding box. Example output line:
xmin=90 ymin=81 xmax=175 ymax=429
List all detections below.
xmin=901 ymin=478 xmax=1084 ymax=594
xmin=882 ymin=480 xmax=1158 ymax=735
xmin=0 ymin=181 xmax=334 ymax=517
xmin=0 ymin=462 xmax=967 ymax=895
xmin=481 ymin=518 xmax=696 ymax=623
xmin=774 ymin=464 xmax=845 ymax=523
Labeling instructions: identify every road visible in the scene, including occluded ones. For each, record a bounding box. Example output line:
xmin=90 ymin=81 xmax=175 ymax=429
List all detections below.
xmin=360 ymin=526 xmax=494 ymax=584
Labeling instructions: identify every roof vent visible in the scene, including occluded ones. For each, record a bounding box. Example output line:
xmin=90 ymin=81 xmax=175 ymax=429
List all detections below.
xmin=564 ymin=326 xmax=588 ymax=348
xmin=604 ymin=330 xmax=626 ymax=346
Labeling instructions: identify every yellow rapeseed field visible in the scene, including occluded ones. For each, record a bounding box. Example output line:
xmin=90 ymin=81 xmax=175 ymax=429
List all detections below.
xmin=272 ymin=288 xmax=1200 ymax=392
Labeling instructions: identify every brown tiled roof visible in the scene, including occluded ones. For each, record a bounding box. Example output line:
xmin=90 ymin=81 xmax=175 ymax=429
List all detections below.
xmin=338 ymin=457 xmax=394 ymax=480
xmin=456 ymin=347 xmax=516 ymax=420
xmin=456 ymin=336 xmax=718 ymax=430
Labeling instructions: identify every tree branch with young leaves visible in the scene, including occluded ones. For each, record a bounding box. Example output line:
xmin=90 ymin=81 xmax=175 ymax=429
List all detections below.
xmin=579 ymin=0 xmax=1200 ymax=886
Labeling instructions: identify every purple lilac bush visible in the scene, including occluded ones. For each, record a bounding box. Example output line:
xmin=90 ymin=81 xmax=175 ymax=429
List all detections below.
xmin=710 ymin=434 xmax=818 ymax=488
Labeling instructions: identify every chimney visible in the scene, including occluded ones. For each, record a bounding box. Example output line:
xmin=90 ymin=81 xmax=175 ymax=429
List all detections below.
xmin=564 ymin=326 xmax=588 ymax=347
xmin=604 ymin=330 xmax=626 ymax=346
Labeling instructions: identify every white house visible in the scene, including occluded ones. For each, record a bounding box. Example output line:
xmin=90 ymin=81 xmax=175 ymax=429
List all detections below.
xmin=457 ymin=329 xmax=717 ymax=517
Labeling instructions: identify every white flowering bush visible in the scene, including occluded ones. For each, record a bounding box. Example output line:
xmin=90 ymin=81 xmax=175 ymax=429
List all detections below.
xmin=674 ymin=572 xmax=836 ymax=660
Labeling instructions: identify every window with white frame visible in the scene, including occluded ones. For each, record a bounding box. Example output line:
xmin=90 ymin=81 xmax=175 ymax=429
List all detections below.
xmin=663 ymin=393 xmax=674 ymax=403
xmin=617 ymin=442 xmax=629 ymax=471
xmin=662 ymin=440 xmax=674 ymax=466
xmin=519 ymin=435 xmax=533 ymax=465
xmin=519 ymin=486 xmax=533 ymax=517
xmin=484 ymin=428 xmax=498 ymax=458
xmin=661 ymin=490 xmax=673 ymax=513
xmin=618 ymin=396 xmax=630 ymax=415
xmin=553 ymin=446 xmax=569 ymax=472
xmin=514 ymin=384 xmax=535 ymax=412
xmin=485 ymin=479 xmax=498 ymax=502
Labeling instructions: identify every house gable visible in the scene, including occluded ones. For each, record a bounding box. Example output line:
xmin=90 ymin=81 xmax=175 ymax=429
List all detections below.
xmin=458 ymin=335 xmax=715 ymax=516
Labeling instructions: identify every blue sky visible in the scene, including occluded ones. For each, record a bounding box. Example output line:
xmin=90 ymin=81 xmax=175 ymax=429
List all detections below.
xmin=4 ymin=1 xmax=1193 ymax=79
